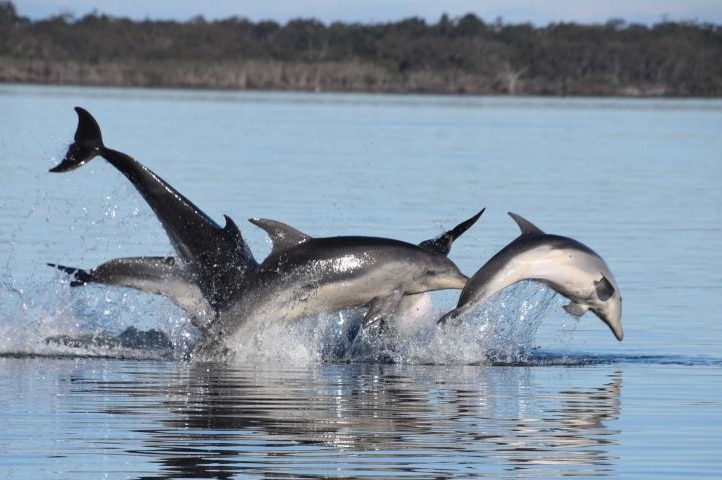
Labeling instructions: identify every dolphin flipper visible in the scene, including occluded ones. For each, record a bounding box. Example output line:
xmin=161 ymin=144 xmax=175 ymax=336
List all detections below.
xmin=50 ymin=107 xmax=257 ymax=310
xmin=362 ymin=291 xmax=404 ymax=328
xmin=563 ymin=302 xmax=589 ymax=317
xmin=594 ymin=276 xmax=616 ymax=301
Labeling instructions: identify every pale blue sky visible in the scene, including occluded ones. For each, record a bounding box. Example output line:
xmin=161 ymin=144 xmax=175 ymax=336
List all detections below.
xmin=12 ymin=0 xmax=722 ymax=26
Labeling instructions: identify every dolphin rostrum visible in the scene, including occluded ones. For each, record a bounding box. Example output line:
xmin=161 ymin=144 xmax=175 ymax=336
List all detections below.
xmin=438 ymin=212 xmax=623 ymax=341
xmin=50 ymin=107 xmax=469 ymax=360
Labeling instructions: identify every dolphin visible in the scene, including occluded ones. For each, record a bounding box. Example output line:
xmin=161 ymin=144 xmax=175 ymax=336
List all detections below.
xmin=438 ymin=212 xmax=623 ymax=341
xmin=49 ymin=107 xmax=469 ymax=359
xmin=194 ymin=233 xmax=469 ymax=359
xmin=48 ymin=257 xmax=213 ymax=330
xmin=250 ymin=210 xmax=485 ymax=330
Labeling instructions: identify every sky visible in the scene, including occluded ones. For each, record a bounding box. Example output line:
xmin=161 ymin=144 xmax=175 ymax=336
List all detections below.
xmin=11 ymin=0 xmax=722 ymax=26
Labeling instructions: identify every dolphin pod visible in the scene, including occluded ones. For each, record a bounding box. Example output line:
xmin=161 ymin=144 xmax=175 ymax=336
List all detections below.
xmin=49 ymin=107 xmax=470 ymax=360
xmin=48 ymin=107 xmax=624 ymax=360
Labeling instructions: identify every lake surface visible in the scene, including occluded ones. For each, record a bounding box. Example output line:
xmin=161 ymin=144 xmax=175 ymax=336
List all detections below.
xmin=1 ymin=84 xmax=721 ymax=478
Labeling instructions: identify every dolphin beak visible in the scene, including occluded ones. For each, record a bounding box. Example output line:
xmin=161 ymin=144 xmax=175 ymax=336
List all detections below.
xmin=609 ymin=321 xmax=624 ymax=342
xmin=451 ymin=273 xmax=470 ymax=289
xmin=437 ymin=272 xmax=469 ymax=290
xmin=594 ymin=304 xmax=624 ymax=341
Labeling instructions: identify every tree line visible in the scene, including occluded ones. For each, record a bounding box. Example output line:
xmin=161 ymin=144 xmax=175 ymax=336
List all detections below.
xmin=1 ymin=1 xmax=721 ymax=96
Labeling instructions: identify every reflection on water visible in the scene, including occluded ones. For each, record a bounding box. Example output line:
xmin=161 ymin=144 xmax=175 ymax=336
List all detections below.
xmin=46 ymin=361 xmax=622 ymax=478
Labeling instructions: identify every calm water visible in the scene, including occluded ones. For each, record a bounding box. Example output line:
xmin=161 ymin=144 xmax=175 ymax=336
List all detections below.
xmin=1 ymin=84 xmax=721 ymax=478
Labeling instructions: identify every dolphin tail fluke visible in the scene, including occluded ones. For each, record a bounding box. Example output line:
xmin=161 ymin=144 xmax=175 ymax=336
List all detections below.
xmin=49 ymin=107 xmax=104 ymax=173
xmin=47 ymin=263 xmax=91 ymax=287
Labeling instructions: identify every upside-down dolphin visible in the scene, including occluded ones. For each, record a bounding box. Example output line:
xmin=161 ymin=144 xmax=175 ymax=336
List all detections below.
xmin=438 ymin=212 xmax=623 ymax=341
xmin=49 ymin=107 xmax=469 ymax=359
xmin=49 ymin=257 xmax=214 ymax=330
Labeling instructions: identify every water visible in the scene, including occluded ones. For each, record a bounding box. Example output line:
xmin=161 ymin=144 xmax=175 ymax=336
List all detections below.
xmin=1 ymin=84 xmax=721 ymax=478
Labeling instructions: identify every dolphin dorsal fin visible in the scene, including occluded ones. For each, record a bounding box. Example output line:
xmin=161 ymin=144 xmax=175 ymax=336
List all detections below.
xmin=508 ymin=212 xmax=545 ymax=236
xmin=249 ymin=218 xmax=312 ymax=256
xmin=419 ymin=208 xmax=485 ymax=255
xmin=222 ymin=215 xmax=258 ymax=268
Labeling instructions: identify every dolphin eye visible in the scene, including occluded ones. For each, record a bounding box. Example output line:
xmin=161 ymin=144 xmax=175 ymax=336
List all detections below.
xmin=594 ymin=276 xmax=615 ymax=301
xmin=426 ymin=269 xmax=438 ymax=277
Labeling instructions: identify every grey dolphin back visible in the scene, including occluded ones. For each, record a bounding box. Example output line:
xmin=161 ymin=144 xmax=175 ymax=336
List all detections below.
xmin=50 ymin=107 xmax=257 ymax=310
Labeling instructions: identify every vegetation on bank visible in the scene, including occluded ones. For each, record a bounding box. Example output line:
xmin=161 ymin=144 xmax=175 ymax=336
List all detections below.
xmin=1 ymin=1 xmax=721 ymax=96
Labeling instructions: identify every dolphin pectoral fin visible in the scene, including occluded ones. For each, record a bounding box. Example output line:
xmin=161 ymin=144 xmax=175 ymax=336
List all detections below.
xmin=362 ymin=292 xmax=403 ymax=328
xmin=437 ymin=311 xmax=451 ymax=325
xmin=50 ymin=107 xmax=104 ymax=172
xmin=563 ymin=302 xmax=589 ymax=317
xmin=594 ymin=275 xmax=616 ymax=301
xmin=448 ymin=208 xmax=485 ymax=243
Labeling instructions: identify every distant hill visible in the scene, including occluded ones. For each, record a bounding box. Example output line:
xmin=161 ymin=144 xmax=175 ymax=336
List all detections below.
xmin=1 ymin=1 xmax=721 ymax=96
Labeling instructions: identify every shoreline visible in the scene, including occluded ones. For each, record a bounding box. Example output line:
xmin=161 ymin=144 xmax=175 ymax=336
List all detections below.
xmin=0 ymin=60 xmax=681 ymax=98
xmin=2 ymin=6 xmax=720 ymax=98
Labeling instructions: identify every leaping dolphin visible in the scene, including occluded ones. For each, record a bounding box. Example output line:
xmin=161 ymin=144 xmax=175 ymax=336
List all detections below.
xmin=438 ymin=212 xmax=623 ymax=341
xmin=250 ymin=210 xmax=485 ymax=330
xmin=49 ymin=107 xmax=469 ymax=360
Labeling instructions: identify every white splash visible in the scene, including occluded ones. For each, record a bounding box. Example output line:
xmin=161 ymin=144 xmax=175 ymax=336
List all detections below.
xmin=1 ymin=267 xmax=564 ymax=365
